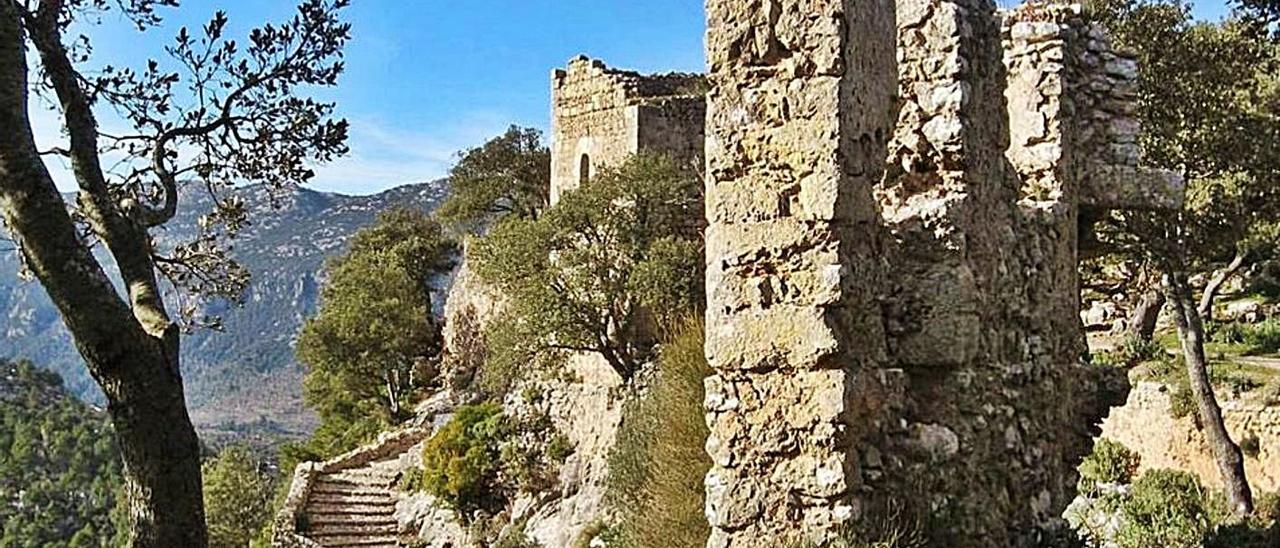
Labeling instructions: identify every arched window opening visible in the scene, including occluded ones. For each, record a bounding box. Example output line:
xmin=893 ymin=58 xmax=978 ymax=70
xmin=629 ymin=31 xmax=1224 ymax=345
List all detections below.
xmin=579 ymin=154 xmax=591 ymax=186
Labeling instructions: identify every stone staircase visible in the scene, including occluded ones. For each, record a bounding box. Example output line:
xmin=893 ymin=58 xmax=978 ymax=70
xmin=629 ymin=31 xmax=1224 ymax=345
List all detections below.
xmin=272 ymin=429 xmax=433 ymax=548
xmin=301 ymin=459 xmax=402 ymax=547
xmin=273 ymin=394 xmax=455 ymax=548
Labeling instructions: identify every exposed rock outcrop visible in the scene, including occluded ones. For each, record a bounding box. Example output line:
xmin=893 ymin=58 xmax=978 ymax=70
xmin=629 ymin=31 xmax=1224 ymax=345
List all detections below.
xmin=1101 ymin=381 xmax=1280 ymax=493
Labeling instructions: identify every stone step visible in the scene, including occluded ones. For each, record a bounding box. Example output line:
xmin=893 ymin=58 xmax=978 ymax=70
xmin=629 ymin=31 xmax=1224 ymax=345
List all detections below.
xmin=311 ymin=481 xmax=394 ymax=496
xmin=307 ymin=512 xmax=397 ymax=526
xmin=304 ymin=502 xmax=397 ymax=516
xmin=307 ymin=521 xmax=399 ymax=537
xmin=311 ymin=533 xmax=399 ymax=547
xmin=324 ymin=470 xmax=398 ymax=485
xmin=307 ymin=492 xmax=397 ymax=506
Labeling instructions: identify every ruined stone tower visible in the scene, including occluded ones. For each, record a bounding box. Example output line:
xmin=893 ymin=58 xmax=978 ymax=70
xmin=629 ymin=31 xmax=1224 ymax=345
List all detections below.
xmin=701 ymin=1 xmax=1180 ymax=547
xmin=549 ymin=56 xmax=706 ymax=203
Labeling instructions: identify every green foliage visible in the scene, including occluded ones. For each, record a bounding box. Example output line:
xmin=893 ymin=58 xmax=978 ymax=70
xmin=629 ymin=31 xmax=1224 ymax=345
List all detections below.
xmin=1211 ymin=319 xmax=1280 ymax=355
xmin=437 ymin=126 xmax=551 ymax=230
xmin=1079 ymin=439 xmax=1142 ymax=495
xmin=1170 ymin=382 xmax=1198 ymax=419
xmin=202 ymin=446 xmax=275 ymax=548
xmin=1244 ymin=321 xmax=1280 ymax=356
xmin=415 ymin=401 xmax=566 ymax=521
xmin=0 ymin=360 xmax=126 ymax=547
xmin=1094 ymin=336 xmax=1166 ymax=368
xmin=607 ymin=318 xmax=713 ymax=548
xmin=294 ymin=208 xmax=455 ymax=458
xmin=1087 ymin=0 xmax=1280 ymax=289
xmin=1116 ymin=470 xmax=1214 ymax=548
xmin=419 ymin=403 xmax=509 ymax=518
xmin=546 ymin=433 xmax=574 ymax=463
xmin=470 ymin=153 xmax=703 ymax=388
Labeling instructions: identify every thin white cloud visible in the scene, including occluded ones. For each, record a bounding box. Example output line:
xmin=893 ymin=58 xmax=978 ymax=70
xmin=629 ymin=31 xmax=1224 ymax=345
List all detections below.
xmin=33 ymin=102 xmax=520 ymax=197
xmin=307 ymin=111 xmax=520 ymax=196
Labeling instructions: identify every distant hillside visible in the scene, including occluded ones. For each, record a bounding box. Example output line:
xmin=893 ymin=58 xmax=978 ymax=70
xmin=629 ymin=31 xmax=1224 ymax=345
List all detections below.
xmin=0 ymin=360 xmax=124 ymax=545
xmin=0 ymin=181 xmax=449 ymax=440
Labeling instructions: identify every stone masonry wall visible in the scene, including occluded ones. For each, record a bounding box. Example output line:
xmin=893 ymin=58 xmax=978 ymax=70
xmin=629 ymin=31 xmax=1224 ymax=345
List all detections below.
xmin=703 ymin=0 xmax=895 ymax=545
xmin=1002 ymin=3 xmax=1181 ymax=212
xmin=703 ymin=1 xmax=1168 ymax=546
xmin=550 ymin=56 xmax=705 ymax=203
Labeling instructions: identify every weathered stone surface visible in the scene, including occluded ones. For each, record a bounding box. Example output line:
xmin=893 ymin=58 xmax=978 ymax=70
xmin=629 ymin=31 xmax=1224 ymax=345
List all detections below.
xmin=701 ymin=0 xmax=1172 ymax=546
xmin=550 ymin=56 xmax=705 ymax=203
xmin=1101 ymin=381 xmax=1280 ymax=493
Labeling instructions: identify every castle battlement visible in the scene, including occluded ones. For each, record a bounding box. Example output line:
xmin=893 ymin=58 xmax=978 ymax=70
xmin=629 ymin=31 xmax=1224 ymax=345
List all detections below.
xmin=549 ymin=56 xmax=705 ymax=203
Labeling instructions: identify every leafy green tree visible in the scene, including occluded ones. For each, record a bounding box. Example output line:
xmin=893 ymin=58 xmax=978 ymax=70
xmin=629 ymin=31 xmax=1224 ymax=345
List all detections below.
xmin=0 ymin=361 xmax=126 ymax=547
xmin=0 ymin=1 xmax=350 ymax=543
xmin=437 ymin=126 xmax=551 ymax=230
xmin=202 ymin=447 xmax=274 ymax=548
xmin=294 ymin=208 xmax=456 ymax=459
xmin=1087 ymin=0 xmax=1280 ymax=515
xmin=470 ymin=153 xmax=702 ymax=387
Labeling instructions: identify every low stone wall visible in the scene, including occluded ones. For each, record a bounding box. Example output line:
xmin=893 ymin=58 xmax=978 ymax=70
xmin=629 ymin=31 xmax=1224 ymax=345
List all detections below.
xmin=1101 ymin=381 xmax=1280 ymax=492
xmin=272 ymin=404 xmax=448 ymax=545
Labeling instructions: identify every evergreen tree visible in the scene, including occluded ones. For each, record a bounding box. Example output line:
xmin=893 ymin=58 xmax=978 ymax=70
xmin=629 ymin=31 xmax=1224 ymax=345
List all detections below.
xmin=470 ymin=153 xmax=703 ymax=388
xmin=436 ymin=126 xmax=551 ymax=231
xmin=291 ymin=208 xmax=456 ymax=460
xmin=202 ymin=447 xmax=274 ymax=548
xmin=0 ymin=361 xmax=126 ymax=547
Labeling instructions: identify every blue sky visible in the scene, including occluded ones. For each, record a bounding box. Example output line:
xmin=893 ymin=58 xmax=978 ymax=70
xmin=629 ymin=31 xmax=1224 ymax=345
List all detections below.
xmin=34 ymin=0 xmax=1229 ymax=195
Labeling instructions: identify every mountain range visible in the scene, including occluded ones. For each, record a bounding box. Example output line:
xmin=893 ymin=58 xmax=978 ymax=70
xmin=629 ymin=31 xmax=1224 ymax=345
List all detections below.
xmin=0 ymin=181 xmax=449 ymax=445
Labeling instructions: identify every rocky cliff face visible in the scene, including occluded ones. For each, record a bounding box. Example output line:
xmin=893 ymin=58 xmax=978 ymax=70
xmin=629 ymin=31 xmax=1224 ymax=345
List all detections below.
xmin=389 ymin=256 xmax=628 ymax=547
xmin=0 ymin=181 xmax=448 ymax=439
xmin=1102 ymin=381 xmax=1280 ymax=493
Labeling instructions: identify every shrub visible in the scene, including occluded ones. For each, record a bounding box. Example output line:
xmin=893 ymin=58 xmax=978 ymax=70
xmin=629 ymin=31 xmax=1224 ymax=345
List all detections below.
xmin=1078 ymin=439 xmax=1141 ymax=495
xmin=607 ymin=317 xmax=713 ymax=548
xmin=1116 ymin=469 xmax=1213 ymax=548
xmin=202 ymin=446 xmax=275 ymax=548
xmin=417 ymin=402 xmax=568 ymax=520
xmin=1170 ymin=381 xmax=1198 ymax=420
xmin=419 ymin=403 xmax=510 ymax=518
xmin=1242 ymin=320 xmax=1280 ymax=355
xmin=1120 ymin=336 xmax=1165 ymax=365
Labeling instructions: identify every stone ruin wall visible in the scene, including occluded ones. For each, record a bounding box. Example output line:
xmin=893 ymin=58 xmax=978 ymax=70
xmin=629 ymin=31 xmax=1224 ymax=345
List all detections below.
xmin=702 ymin=1 xmax=1179 ymax=547
xmin=550 ymin=56 xmax=706 ymax=203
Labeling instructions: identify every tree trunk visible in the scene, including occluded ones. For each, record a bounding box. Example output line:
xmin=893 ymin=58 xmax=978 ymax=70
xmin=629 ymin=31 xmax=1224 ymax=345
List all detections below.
xmin=1198 ymin=250 xmax=1248 ymax=322
xmin=105 ymin=349 xmax=208 ymax=548
xmin=1167 ymin=270 xmax=1254 ymax=515
xmin=0 ymin=5 xmax=207 ymax=545
xmin=1127 ymin=290 xmax=1165 ymax=341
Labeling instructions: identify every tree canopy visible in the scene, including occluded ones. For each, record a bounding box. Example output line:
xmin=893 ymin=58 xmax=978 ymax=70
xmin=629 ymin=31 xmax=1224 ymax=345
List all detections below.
xmin=1086 ymin=0 xmax=1280 ymax=515
xmin=436 ymin=125 xmax=551 ymax=231
xmin=201 ymin=447 xmax=274 ymax=548
xmin=294 ymin=208 xmax=455 ymax=459
xmin=0 ymin=1 xmax=352 ymax=543
xmin=1089 ymin=0 xmax=1280 ymax=287
xmin=470 ymin=153 xmax=703 ymax=388
xmin=0 ymin=361 xmax=126 ymax=547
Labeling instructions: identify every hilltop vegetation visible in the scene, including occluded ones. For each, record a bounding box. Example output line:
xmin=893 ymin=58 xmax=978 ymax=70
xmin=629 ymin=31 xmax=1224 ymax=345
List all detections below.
xmin=0 ymin=181 xmax=448 ymax=439
xmin=0 ymin=361 xmax=126 ymax=547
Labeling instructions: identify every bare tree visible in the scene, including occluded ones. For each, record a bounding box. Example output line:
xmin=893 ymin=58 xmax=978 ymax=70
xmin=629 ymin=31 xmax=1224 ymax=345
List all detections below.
xmin=0 ymin=0 xmax=350 ymax=545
